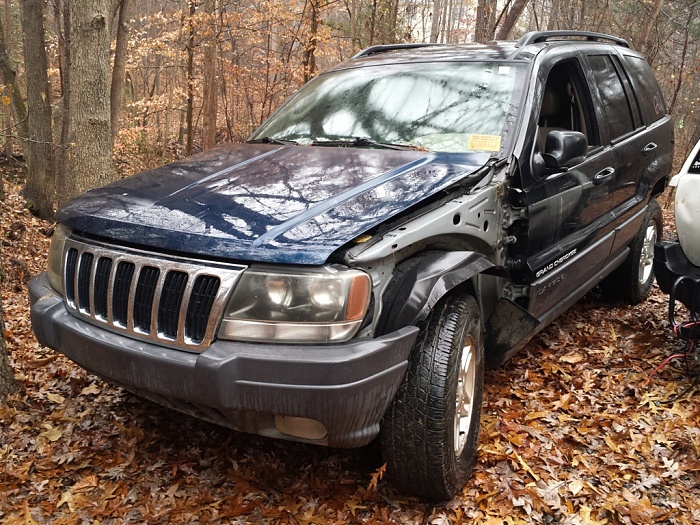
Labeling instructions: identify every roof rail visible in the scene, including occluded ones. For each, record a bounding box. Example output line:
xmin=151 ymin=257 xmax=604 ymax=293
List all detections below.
xmin=516 ymin=31 xmax=629 ymax=48
xmin=351 ymin=43 xmax=445 ymax=59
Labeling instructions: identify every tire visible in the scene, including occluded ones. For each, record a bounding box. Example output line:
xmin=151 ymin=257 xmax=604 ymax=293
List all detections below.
xmin=601 ymin=198 xmax=663 ymax=305
xmin=380 ymin=292 xmax=484 ymax=500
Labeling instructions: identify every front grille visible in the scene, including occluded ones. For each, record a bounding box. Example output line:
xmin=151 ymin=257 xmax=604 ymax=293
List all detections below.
xmin=62 ymin=237 xmax=245 ymax=352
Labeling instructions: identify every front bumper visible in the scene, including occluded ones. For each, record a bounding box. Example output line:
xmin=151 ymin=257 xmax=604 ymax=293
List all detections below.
xmin=29 ymin=273 xmax=418 ymax=447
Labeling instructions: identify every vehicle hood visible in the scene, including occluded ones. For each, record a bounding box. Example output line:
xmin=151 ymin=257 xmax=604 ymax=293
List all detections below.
xmin=58 ymin=143 xmax=491 ymax=265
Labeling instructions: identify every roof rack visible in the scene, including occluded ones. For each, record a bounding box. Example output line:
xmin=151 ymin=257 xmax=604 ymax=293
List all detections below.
xmin=351 ymin=43 xmax=445 ymax=59
xmin=516 ymin=30 xmax=629 ymax=48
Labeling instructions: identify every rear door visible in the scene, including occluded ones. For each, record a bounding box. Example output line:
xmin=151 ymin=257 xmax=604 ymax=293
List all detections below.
xmin=583 ymin=51 xmax=673 ymax=255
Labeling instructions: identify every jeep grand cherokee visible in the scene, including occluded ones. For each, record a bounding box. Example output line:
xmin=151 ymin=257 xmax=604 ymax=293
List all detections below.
xmin=30 ymin=31 xmax=674 ymax=498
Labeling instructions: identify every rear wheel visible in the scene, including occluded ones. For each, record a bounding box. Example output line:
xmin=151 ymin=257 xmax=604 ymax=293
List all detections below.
xmin=601 ymin=198 xmax=662 ymax=304
xmin=380 ymin=292 xmax=484 ymax=499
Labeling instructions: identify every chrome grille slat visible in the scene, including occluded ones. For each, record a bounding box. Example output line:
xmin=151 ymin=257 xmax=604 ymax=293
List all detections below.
xmin=174 ymin=271 xmax=195 ymax=345
xmin=65 ymin=248 xmax=79 ymax=307
xmin=62 ymin=237 xmax=245 ymax=352
xmin=149 ymin=270 xmax=166 ymax=338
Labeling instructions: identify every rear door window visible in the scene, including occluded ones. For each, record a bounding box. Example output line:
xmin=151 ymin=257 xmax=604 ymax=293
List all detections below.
xmin=587 ymin=54 xmax=638 ymax=141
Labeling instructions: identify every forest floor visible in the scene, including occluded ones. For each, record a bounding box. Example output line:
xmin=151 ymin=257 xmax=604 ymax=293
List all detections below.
xmin=1 ymin=161 xmax=699 ymax=524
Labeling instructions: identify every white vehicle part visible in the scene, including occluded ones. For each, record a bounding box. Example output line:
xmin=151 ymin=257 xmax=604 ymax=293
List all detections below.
xmin=672 ymin=139 xmax=700 ymax=267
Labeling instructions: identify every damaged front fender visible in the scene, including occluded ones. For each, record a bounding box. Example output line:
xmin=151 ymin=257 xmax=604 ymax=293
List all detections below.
xmin=377 ymin=251 xmax=494 ymax=334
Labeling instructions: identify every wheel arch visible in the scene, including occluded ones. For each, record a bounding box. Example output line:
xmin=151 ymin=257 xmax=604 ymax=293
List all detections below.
xmin=376 ymin=250 xmax=494 ymax=335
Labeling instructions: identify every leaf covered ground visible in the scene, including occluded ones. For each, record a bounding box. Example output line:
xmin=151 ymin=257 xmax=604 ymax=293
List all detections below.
xmin=1 ymin=169 xmax=699 ymax=524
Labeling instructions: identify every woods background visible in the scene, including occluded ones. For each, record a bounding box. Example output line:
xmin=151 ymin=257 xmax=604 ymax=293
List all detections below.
xmin=0 ymin=0 xmax=699 ymax=217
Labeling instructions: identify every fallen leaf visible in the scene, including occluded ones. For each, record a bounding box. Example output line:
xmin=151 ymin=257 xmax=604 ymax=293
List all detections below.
xmin=569 ymin=479 xmax=585 ymax=496
xmin=561 ymin=353 xmax=584 ymax=364
xmin=81 ymin=383 xmax=102 ymax=396
xmin=39 ymin=425 xmax=63 ymax=442
xmin=72 ymin=474 xmax=99 ymax=493
xmin=47 ymin=392 xmax=65 ymax=404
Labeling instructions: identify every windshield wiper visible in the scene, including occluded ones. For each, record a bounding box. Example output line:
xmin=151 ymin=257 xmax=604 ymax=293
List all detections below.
xmin=311 ymin=137 xmax=417 ymax=150
xmin=247 ymin=136 xmax=299 ymax=145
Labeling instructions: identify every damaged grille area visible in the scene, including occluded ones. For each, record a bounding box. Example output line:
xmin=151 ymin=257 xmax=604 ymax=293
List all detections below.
xmin=62 ymin=236 xmax=245 ymax=352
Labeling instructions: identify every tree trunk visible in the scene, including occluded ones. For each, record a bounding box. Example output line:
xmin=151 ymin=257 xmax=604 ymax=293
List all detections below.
xmin=62 ymin=0 xmax=115 ymax=206
xmin=350 ymin=0 xmax=357 ymax=51
xmin=667 ymin=5 xmax=696 ymax=114
xmin=302 ymin=0 xmax=320 ymax=82
xmin=0 ymin=11 xmax=29 ymax=149
xmin=2 ymin=3 xmax=19 ymax=157
xmin=547 ymin=0 xmax=560 ymax=30
xmin=19 ymin=0 xmax=56 ymax=219
xmin=474 ymin=0 xmax=497 ymax=43
xmin=110 ymin=0 xmax=131 ymax=146
xmin=495 ymin=0 xmax=529 ymax=40
xmin=164 ymin=5 xmax=186 ymax=160
xmin=202 ymin=0 xmax=218 ymax=150
xmin=53 ymin=0 xmax=67 ymax=98
xmin=54 ymin=0 xmax=71 ymax=193
xmin=638 ymin=0 xmax=663 ymax=64
xmin=185 ymin=1 xmax=195 ymax=156
xmin=429 ymin=0 xmax=442 ymax=43
xmin=0 ymin=255 xmax=19 ymax=398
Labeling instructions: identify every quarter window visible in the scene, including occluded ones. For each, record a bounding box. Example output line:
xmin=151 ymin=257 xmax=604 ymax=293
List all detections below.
xmin=623 ymin=55 xmax=667 ymax=124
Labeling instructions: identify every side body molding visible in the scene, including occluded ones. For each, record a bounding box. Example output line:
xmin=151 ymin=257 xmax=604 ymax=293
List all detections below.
xmin=378 ymin=251 xmax=494 ymax=334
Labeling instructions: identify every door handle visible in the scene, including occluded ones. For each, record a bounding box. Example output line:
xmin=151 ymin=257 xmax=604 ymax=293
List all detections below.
xmin=594 ymin=167 xmax=615 ymax=184
xmin=643 ymin=142 xmax=657 ymax=156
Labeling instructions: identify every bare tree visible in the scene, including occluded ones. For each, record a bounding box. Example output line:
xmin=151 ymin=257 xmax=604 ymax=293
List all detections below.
xmin=495 ymin=0 xmax=530 ymax=40
xmin=0 ymin=253 xmax=19 ymax=397
xmin=429 ymin=0 xmax=442 ymax=42
xmin=0 ymin=11 xmax=28 ymax=151
xmin=185 ymin=0 xmax=196 ymax=155
xmin=111 ymin=0 xmax=132 ymax=145
xmin=202 ymin=0 xmax=218 ymax=149
xmin=637 ymin=0 xmax=664 ymax=64
xmin=19 ymin=0 xmax=56 ymax=219
xmin=62 ymin=0 xmax=115 ymax=205
xmin=53 ymin=0 xmax=71 ymax=184
xmin=475 ymin=0 xmax=497 ymax=42
xmin=302 ymin=0 xmax=322 ymax=81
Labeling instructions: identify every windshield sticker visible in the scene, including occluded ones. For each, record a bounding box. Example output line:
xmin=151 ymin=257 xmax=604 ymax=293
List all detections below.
xmin=468 ymin=134 xmax=502 ymax=152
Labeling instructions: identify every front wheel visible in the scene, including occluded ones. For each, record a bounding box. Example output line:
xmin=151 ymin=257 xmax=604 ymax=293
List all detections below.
xmin=380 ymin=292 xmax=484 ymax=499
xmin=601 ymin=198 xmax=663 ymax=304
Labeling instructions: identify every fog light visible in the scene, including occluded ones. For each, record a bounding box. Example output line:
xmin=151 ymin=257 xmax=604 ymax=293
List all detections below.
xmin=274 ymin=415 xmax=328 ymax=441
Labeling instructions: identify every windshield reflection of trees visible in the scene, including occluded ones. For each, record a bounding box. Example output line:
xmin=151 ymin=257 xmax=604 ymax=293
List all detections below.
xmin=260 ymin=65 xmax=517 ymax=149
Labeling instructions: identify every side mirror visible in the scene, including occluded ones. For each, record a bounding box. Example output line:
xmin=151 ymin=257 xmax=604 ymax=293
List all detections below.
xmin=542 ymin=130 xmax=587 ymax=170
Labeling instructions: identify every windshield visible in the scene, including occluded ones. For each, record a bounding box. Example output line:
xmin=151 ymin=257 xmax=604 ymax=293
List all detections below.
xmin=252 ymin=61 xmax=526 ymax=153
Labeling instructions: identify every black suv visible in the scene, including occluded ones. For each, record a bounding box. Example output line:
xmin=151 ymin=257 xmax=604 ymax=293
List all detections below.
xmin=30 ymin=31 xmax=673 ymax=498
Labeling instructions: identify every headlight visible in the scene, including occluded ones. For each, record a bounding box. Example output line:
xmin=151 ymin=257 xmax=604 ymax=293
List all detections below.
xmin=219 ymin=266 xmax=371 ymax=343
xmin=47 ymin=224 xmax=71 ymax=294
